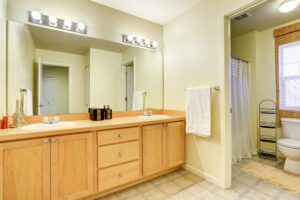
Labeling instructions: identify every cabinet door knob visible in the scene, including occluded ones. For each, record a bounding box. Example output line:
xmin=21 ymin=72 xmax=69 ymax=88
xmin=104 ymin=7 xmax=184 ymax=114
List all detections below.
xmin=118 ymin=134 xmax=122 ymax=138
xmin=118 ymin=152 xmax=123 ymax=156
xmin=51 ymin=138 xmax=57 ymax=143
xmin=44 ymin=139 xmax=50 ymax=143
xmin=118 ymin=172 xmax=123 ymax=177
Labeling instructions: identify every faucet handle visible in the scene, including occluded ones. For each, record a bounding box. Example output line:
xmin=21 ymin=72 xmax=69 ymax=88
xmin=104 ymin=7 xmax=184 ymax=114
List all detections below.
xmin=43 ymin=117 xmax=49 ymax=124
xmin=53 ymin=116 xmax=60 ymax=124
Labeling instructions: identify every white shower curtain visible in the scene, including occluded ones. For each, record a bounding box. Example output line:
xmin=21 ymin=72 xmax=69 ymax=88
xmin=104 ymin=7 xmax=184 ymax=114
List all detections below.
xmin=231 ymin=57 xmax=254 ymax=164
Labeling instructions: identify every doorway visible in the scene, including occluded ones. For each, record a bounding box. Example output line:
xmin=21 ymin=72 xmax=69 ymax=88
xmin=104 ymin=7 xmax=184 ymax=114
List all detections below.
xmin=124 ymin=60 xmax=135 ymax=111
xmin=39 ymin=64 xmax=70 ymax=115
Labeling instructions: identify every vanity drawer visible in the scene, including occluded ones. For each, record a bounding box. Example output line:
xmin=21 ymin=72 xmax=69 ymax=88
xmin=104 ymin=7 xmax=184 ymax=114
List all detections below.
xmin=98 ymin=127 xmax=140 ymax=146
xmin=98 ymin=141 xmax=139 ymax=168
xmin=98 ymin=160 xmax=140 ymax=191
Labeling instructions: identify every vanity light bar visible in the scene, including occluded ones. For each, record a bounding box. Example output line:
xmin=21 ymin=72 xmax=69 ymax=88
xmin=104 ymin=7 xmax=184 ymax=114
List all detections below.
xmin=122 ymin=34 xmax=158 ymax=49
xmin=28 ymin=11 xmax=87 ymax=35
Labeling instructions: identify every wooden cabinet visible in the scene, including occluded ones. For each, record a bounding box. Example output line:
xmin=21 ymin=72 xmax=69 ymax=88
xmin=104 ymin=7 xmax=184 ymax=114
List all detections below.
xmin=0 ymin=132 xmax=94 ymax=200
xmin=0 ymin=138 xmax=51 ymax=200
xmin=142 ymin=121 xmax=185 ymax=176
xmin=51 ymin=133 xmax=94 ymax=200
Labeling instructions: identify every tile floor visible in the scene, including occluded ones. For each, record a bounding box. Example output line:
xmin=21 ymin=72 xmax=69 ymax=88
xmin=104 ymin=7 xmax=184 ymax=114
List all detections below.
xmin=98 ymin=160 xmax=300 ymax=200
xmin=250 ymin=155 xmax=285 ymax=169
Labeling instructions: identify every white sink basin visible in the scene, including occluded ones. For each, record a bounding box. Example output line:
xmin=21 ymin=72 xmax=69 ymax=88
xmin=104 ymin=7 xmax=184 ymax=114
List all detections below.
xmin=137 ymin=115 xmax=170 ymax=120
xmin=22 ymin=121 xmax=77 ymax=131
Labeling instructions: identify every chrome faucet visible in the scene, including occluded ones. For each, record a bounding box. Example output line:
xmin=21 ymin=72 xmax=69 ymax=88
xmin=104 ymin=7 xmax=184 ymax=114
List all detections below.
xmin=43 ymin=116 xmax=60 ymax=124
xmin=143 ymin=110 xmax=153 ymax=117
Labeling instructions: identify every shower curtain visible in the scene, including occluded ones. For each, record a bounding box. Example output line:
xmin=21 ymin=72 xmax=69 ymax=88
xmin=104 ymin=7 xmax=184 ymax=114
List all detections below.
xmin=231 ymin=57 xmax=254 ymax=164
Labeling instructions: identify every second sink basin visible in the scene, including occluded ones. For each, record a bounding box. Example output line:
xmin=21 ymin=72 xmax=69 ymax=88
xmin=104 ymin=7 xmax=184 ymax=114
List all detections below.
xmin=22 ymin=121 xmax=77 ymax=131
xmin=137 ymin=115 xmax=170 ymax=120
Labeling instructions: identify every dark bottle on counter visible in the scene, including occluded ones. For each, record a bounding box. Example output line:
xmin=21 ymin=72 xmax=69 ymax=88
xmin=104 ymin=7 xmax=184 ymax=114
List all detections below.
xmin=106 ymin=105 xmax=112 ymax=119
xmin=101 ymin=105 xmax=107 ymax=120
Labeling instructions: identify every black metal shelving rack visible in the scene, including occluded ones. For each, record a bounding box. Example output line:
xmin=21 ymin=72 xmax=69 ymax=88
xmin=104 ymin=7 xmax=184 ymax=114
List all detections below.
xmin=258 ymin=99 xmax=277 ymax=160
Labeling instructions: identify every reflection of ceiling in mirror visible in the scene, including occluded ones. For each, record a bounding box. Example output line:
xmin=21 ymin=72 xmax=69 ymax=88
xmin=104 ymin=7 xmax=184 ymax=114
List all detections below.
xmin=28 ymin=24 xmax=129 ymax=55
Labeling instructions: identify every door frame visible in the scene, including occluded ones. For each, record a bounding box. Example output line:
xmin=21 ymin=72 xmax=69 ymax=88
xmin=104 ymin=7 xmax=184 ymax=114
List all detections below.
xmin=220 ymin=0 xmax=267 ymax=188
xmin=39 ymin=61 xmax=71 ymax=114
xmin=122 ymin=58 xmax=136 ymax=111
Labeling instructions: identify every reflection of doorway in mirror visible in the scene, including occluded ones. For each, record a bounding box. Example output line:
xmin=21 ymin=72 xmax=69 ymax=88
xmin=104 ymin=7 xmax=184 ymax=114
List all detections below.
xmin=39 ymin=64 xmax=70 ymax=115
xmin=124 ymin=61 xmax=134 ymax=111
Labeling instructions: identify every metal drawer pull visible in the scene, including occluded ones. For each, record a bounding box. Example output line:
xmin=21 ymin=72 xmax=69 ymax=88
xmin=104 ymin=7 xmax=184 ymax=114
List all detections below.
xmin=119 ymin=172 xmax=123 ymax=177
xmin=51 ymin=138 xmax=57 ymax=143
xmin=44 ymin=139 xmax=50 ymax=143
xmin=118 ymin=152 xmax=123 ymax=156
xmin=118 ymin=134 xmax=122 ymax=138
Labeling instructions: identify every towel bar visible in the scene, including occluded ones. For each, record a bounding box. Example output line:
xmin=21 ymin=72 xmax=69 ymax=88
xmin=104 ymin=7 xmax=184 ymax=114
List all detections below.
xmin=184 ymin=86 xmax=220 ymax=91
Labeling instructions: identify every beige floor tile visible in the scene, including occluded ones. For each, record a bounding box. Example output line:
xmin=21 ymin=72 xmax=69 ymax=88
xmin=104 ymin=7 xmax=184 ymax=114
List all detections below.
xmin=197 ymin=180 xmax=217 ymax=190
xmin=233 ymin=174 xmax=258 ymax=187
xmin=98 ymin=194 xmax=118 ymax=200
xmin=215 ymin=188 xmax=240 ymax=200
xmin=142 ymin=187 xmax=166 ymax=200
xmin=159 ymin=182 xmax=182 ymax=195
xmin=230 ymin=181 xmax=249 ymax=194
xmin=170 ymin=191 xmax=198 ymax=200
xmin=178 ymin=169 xmax=189 ymax=176
xmin=278 ymin=191 xmax=300 ymax=200
xmin=254 ymin=181 xmax=281 ymax=197
xmin=186 ymin=184 xmax=210 ymax=198
xmin=173 ymin=176 xmax=195 ymax=188
xmin=116 ymin=188 xmax=138 ymax=199
xmin=125 ymin=194 xmax=145 ymax=200
xmin=135 ymin=182 xmax=154 ymax=192
xmin=151 ymin=176 xmax=170 ymax=186
xmin=184 ymin=173 xmax=203 ymax=182
xmin=198 ymin=192 xmax=225 ymax=200
xmin=241 ymin=190 xmax=274 ymax=200
xmin=165 ymin=172 xmax=181 ymax=180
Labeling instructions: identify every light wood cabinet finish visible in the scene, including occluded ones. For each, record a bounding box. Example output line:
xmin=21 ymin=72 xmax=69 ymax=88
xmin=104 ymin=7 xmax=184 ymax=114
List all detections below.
xmin=142 ymin=124 xmax=165 ymax=176
xmin=98 ymin=127 xmax=139 ymax=146
xmin=142 ymin=122 xmax=185 ymax=176
xmin=165 ymin=122 xmax=185 ymax=168
xmin=0 ymin=138 xmax=51 ymax=200
xmin=51 ymin=133 xmax=94 ymax=200
xmin=98 ymin=141 xmax=139 ymax=169
xmin=98 ymin=161 xmax=140 ymax=191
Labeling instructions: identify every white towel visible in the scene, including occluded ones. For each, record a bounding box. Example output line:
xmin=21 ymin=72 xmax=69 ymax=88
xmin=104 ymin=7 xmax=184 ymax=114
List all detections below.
xmin=132 ymin=91 xmax=145 ymax=111
xmin=186 ymin=87 xmax=211 ymax=137
xmin=22 ymin=89 xmax=33 ymax=116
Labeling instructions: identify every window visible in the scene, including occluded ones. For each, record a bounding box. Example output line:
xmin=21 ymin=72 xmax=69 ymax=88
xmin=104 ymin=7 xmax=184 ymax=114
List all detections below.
xmin=278 ymin=41 xmax=300 ymax=110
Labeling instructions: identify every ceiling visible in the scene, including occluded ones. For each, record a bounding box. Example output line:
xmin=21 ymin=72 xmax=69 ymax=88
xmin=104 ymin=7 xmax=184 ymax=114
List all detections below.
xmin=90 ymin=0 xmax=202 ymax=25
xmin=28 ymin=24 xmax=128 ymax=55
xmin=231 ymin=0 xmax=300 ymax=37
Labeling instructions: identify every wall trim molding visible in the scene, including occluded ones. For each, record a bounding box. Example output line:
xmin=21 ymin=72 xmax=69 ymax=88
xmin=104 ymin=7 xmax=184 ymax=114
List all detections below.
xmin=183 ymin=164 xmax=221 ymax=188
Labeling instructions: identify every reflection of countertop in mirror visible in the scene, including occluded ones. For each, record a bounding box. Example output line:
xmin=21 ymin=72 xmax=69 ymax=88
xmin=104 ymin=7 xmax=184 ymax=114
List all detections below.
xmin=0 ymin=114 xmax=185 ymax=142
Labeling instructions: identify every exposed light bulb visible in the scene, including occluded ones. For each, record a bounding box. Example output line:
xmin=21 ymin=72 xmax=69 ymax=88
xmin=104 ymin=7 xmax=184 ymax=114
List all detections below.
xmin=279 ymin=0 xmax=298 ymax=13
xmin=152 ymin=41 xmax=158 ymax=48
xmin=48 ymin=16 xmax=58 ymax=27
xmin=136 ymin=37 xmax=142 ymax=44
xmin=76 ymin=23 xmax=85 ymax=32
xmin=126 ymin=35 xmax=134 ymax=42
xmin=31 ymin=11 xmax=42 ymax=23
xmin=144 ymin=39 xmax=150 ymax=46
xmin=63 ymin=20 xmax=72 ymax=30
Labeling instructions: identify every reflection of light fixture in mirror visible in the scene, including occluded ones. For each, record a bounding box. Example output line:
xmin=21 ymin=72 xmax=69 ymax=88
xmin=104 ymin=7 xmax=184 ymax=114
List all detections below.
xmin=63 ymin=20 xmax=72 ymax=30
xmin=76 ymin=23 xmax=86 ymax=33
xmin=30 ymin=11 xmax=42 ymax=24
xmin=126 ymin=35 xmax=134 ymax=42
xmin=122 ymin=34 xmax=158 ymax=49
xmin=279 ymin=0 xmax=298 ymax=12
xmin=49 ymin=16 xmax=58 ymax=27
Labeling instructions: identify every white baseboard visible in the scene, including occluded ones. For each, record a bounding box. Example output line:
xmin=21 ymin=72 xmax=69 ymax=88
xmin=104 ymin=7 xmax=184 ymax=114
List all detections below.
xmin=183 ymin=164 xmax=221 ymax=187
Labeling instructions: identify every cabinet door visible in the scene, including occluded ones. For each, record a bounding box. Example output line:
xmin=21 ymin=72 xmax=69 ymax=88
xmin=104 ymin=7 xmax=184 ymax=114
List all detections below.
xmin=50 ymin=133 xmax=94 ymax=200
xmin=0 ymin=138 xmax=51 ymax=200
xmin=142 ymin=124 xmax=164 ymax=176
xmin=165 ymin=121 xmax=185 ymax=168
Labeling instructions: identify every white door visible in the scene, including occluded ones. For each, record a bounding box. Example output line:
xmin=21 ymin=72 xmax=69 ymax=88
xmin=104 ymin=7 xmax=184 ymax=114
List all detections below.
xmin=37 ymin=57 xmax=43 ymax=115
xmin=126 ymin=67 xmax=134 ymax=111
xmin=41 ymin=78 xmax=58 ymax=115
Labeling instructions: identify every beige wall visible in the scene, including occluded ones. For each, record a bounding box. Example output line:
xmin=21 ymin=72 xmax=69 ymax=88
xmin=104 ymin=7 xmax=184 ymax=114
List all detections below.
xmin=89 ymin=48 xmax=122 ymax=111
xmin=122 ymin=47 xmax=163 ymax=110
xmin=163 ymin=0 xmax=258 ymax=187
xmin=7 ymin=0 xmax=163 ymax=50
xmin=35 ymin=49 xmax=86 ymax=114
xmin=231 ymin=31 xmax=257 ymax=153
xmin=7 ymin=21 xmax=35 ymax=115
xmin=0 ymin=0 xmax=6 ymax=117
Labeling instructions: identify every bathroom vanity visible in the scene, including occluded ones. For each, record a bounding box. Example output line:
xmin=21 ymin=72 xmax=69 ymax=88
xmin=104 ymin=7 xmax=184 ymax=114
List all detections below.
xmin=0 ymin=110 xmax=185 ymax=200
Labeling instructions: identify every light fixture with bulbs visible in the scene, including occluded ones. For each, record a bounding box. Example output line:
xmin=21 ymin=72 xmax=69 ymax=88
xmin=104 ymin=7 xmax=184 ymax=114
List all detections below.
xmin=279 ymin=0 xmax=299 ymax=13
xmin=28 ymin=11 xmax=87 ymax=34
xmin=123 ymin=34 xmax=158 ymax=49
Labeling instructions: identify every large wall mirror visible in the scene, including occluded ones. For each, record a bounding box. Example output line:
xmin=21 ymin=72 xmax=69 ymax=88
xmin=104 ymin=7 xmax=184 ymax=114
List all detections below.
xmin=7 ymin=20 xmax=163 ymax=116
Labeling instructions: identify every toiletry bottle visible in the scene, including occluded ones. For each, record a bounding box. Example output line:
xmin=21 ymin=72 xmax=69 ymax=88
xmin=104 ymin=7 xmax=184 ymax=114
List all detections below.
xmin=101 ymin=105 xmax=107 ymax=120
xmin=1 ymin=116 xmax=8 ymax=129
xmin=106 ymin=105 xmax=112 ymax=119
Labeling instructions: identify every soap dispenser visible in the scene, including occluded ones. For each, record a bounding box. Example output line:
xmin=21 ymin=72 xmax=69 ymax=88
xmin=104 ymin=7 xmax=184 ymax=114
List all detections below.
xmin=101 ymin=105 xmax=107 ymax=120
xmin=106 ymin=105 xmax=112 ymax=119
